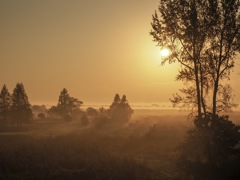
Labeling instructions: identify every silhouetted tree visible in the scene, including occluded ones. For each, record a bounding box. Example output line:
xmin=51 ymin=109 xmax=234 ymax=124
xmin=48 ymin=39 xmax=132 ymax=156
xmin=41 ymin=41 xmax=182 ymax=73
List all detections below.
xmin=37 ymin=113 xmax=45 ymax=120
xmin=48 ymin=105 xmax=60 ymax=118
xmin=57 ymin=88 xmax=70 ymax=117
xmin=109 ymin=94 xmax=133 ymax=123
xmin=178 ymin=113 xmax=240 ymax=179
xmin=81 ymin=114 xmax=89 ymax=126
xmin=86 ymin=107 xmax=98 ymax=116
xmin=49 ymin=88 xmax=83 ymax=120
xmin=0 ymin=84 xmax=11 ymax=124
xmin=151 ymin=0 xmax=240 ymax=116
xmin=151 ymin=2 xmax=240 ymax=178
xmin=11 ymin=83 xmax=32 ymax=125
xmin=110 ymin=94 xmax=121 ymax=109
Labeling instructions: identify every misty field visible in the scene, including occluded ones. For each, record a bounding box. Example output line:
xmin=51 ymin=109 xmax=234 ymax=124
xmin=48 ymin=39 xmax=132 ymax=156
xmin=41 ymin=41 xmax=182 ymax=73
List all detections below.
xmin=0 ymin=110 xmax=190 ymax=179
xmin=1 ymin=110 xmax=240 ymax=179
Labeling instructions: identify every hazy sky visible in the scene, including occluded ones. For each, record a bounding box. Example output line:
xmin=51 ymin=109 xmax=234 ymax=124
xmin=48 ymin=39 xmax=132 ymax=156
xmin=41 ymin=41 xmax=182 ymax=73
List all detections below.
xmin=1 ymin=0 xmax=239 ymax=106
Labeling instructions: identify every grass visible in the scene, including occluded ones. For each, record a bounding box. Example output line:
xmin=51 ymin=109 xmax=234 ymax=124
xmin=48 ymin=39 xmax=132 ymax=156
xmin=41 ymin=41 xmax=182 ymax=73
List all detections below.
xmin=0 ymin=111 xmax=188 ymax=179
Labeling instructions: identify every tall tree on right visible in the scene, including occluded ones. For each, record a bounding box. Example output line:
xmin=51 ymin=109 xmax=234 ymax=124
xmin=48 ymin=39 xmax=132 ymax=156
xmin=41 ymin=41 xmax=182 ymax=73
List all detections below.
xmin=203 ymin=0 xmax=240 ymax=115
xmin=150 ymin=0 xmax=240 ymax=116
xmin=151 ymin=1 xmax=240 ymax=178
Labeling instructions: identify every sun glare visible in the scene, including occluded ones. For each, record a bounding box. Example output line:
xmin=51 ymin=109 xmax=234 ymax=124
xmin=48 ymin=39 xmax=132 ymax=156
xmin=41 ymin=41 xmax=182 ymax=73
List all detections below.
xmin=160 ymin=48 xmax=171 ymax=57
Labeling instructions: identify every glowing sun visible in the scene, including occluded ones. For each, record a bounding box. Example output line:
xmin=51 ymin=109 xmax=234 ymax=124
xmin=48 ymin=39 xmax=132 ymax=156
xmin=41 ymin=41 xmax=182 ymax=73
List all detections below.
xmin=160 ymin=48 xmax=171 ymax=57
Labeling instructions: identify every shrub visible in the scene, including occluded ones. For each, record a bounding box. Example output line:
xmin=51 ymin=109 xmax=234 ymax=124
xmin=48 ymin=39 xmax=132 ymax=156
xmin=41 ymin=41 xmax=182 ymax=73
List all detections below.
xmin=178 ymin=113 xmax=240 ymax=179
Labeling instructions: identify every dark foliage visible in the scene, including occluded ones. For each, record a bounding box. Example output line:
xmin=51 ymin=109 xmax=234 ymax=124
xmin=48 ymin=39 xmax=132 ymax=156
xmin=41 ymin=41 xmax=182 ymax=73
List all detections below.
xmin=0 ymin=135 xmax=151 ymax=180
xmin=92 ymin=94 xmax=134 ymax=127
xmin=81 ymin=114 xmax=89 ymax=126
xmin=86 ymin=107 xmax=98 ymax=117
xmin=178 ymin=113 xmax=240 ymax=179
xmin=109 ymin=94 xmax=134 ymax=123
xmin=0 ymin=84 xmax=11 ymax=125
xmin=37 ymin=113 xmax=46 ymax=120
xmin=48 ymin=88 xmax=83 ymax=120
xmin=10 ymin=83 xmax=33 ymax=125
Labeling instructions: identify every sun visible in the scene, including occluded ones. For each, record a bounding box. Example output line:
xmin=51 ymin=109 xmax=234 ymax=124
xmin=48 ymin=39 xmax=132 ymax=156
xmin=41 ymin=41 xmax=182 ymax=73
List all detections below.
xmin=160 ymin=48 xmax=171 ymax=57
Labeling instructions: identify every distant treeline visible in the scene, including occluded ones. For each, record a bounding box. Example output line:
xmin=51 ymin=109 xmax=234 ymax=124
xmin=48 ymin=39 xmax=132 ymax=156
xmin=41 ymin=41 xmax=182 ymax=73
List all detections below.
xmin=0 ymin=83 xmax=133 ymax=126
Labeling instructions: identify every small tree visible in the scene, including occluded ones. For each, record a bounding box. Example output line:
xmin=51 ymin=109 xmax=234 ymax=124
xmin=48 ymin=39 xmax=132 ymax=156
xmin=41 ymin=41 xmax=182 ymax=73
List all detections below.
xmin=11 ymin=83 xmax=32 ymax=125
xmin=109 ymin=94 xmax=134 ymax=123
xmin=37 ymin=113 xmax=45 ymax=120
xmin=48 ymin=105 xmax=60 ymax=118
xmin=49 ymin=88 xmax=83 ymax=120
xmin=57 ymin=88 xmax=70 ymax=117
xmin=178 ymin=113 xmax=240 ymax=179
xmin=81 ymin=114 xmax=89 ymax=126
xmin=86 ymin=107 xmax=98 ymax=116
xmin=0 ymin=84 xmax=11 ymax=124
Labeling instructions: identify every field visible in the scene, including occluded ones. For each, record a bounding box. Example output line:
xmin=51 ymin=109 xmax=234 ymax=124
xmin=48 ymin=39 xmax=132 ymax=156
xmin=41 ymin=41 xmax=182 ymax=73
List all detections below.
xmin=0 ymin=110 xmax=239 ymax=179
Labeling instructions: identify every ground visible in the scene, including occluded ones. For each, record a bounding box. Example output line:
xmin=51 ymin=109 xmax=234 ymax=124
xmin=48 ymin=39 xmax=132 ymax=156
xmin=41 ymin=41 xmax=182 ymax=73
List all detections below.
xmin=0 ymin=109 xmax=239 ymax=179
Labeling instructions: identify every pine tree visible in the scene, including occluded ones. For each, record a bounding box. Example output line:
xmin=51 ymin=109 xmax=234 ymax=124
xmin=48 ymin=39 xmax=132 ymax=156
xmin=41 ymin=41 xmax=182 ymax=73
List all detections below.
xmin=11 ymin=83 xmax=32 ymax=125
xmin=0 ymin=84 xmax=11 ymax=124
xmin=57 ymin=88 xmax=70 ymax=117
xmin=110 ymin=94 xmax=121 ymax=109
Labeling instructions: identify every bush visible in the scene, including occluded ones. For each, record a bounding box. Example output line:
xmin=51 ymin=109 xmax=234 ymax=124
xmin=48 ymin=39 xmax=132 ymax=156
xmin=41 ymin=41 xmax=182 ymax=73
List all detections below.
xmin=37 ymin=113 xmax=46 ymax=120
xmin=86 ymin=107 xmax=98 ymax=117
xmin=178 ymin=113 xmax=240 ymax=179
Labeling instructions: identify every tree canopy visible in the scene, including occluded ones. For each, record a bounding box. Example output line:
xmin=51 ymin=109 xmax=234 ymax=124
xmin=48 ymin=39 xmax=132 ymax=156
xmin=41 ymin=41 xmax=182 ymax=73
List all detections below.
xmin=151 ymin=0 xmax=240 ymax=116
xmin=48 ymin=88 xmax=83 ymax=120
xmin=109 ymin=94 xmax=134 ymax=123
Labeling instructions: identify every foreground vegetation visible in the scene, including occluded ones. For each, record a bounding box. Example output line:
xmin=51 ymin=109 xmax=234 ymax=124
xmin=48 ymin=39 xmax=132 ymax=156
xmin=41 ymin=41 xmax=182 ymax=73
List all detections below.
xmin=0 ymin=112 xmax=186 ymax=180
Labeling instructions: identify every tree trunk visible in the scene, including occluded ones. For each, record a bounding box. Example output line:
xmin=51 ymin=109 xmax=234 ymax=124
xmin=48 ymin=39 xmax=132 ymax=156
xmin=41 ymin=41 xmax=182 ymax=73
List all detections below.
xmin=200 ymin=63 xmax=206 ymax=116
xmin=195 ymin=68 xmax=202 ymax=117
xmin=212 ymin=78 xmax=219 ymax=115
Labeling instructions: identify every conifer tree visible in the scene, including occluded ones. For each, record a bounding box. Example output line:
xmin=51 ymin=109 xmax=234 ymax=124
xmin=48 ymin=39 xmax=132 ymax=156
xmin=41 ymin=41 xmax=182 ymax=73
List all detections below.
xmin=0 ymin=84 xmax=11 ymax=124
xmin=57 ymin=88 xmax=70 ymax=117
xmin=11 ymin=83 xmax=32 ymax=125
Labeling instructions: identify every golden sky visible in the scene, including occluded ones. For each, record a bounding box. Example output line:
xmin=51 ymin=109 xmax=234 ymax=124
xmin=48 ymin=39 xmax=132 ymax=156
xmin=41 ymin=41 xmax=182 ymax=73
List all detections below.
xmin=0 ymin=0 xmax=239 ymax=106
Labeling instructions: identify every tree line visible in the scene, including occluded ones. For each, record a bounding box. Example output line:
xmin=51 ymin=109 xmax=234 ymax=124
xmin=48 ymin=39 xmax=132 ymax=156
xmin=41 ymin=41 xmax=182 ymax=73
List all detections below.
xmin=0 ymin=83 xmax=133 ymax=126
xmin=48 ymin=89 xmax=133 ymax=126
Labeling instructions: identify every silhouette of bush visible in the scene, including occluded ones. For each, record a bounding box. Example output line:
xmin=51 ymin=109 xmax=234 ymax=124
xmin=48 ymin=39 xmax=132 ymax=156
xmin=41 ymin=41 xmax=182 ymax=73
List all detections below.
xmin=48 ymin=105 xmax=61 ymax=118
xmin=92 ymin=111 xmax=111 ymax=128
xmin=178 ymin=113 xmax=240 ymax=179
xmin=81 ymin=114 xmax=89 ymax=126
xmin=64 ymin=114 xmax=72 ymax=122
xmin=86 ymin=107 xmax=98 ymax=117
xmin=37 ymin=113 xmax=45 ymax=120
